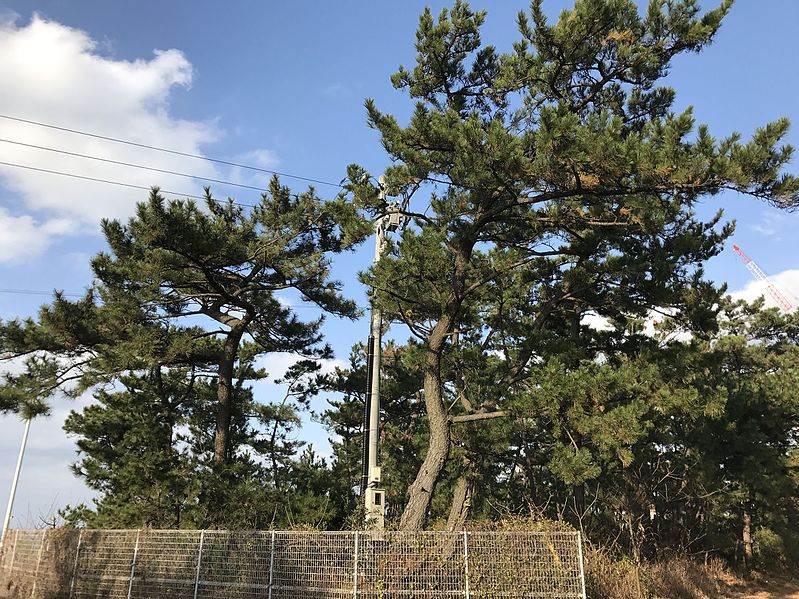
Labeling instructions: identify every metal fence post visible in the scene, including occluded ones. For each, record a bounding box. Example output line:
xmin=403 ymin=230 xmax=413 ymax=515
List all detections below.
xmin=68 ymin=530 xmax=83 ymax=599
xmin=127 ymin=530 xmax=140 ymax=599
xmin=352 ymin=532 xmax=359 ymax=598
xmin=31 ymin=529 xmax=47 ymax=598
xmin=8 ymin=529 xmax=18 ymax=572
xmin=463 ymin=532 xmax=471 ymax=599
xmin=576 ymin=532 xmax=587 ymax=599
xmin=267 ymin=531 xmax=275 ymax=599
xmin=192 ymin=530 xmax=204 ymax=599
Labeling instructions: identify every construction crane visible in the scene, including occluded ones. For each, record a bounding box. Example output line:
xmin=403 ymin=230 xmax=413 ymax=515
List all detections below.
xmin=732 ymin=243 xmax=794 ymax=313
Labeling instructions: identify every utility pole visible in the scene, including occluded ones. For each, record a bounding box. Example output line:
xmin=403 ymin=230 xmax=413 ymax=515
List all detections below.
xmin=1 ymin=418 xmax=31 ymax=545
xmin=362 ymin=176 xmax=401 ymax=529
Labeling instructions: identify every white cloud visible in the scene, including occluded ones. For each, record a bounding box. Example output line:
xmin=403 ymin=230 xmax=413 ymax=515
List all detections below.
xmin=0 ymin=207 xmax=75 ymax=263
xmin=729 ymin=268 xmax=799 ymax=312
xmin=255 ymin=352 xmax=347 ymax=382
xmin=0 ymin=15 xmax=262 ymax=261
xmin=580 ymin=311 xmax=613 ymax=332
xmin=581 ymin=308 xmax=693 ymax=343
xmin=275 ymin=295 xmax=293 ymax=308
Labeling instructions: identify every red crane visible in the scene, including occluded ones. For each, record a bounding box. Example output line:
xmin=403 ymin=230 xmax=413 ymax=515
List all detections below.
xmin=732 ymin=244 xmax=794 ymax=313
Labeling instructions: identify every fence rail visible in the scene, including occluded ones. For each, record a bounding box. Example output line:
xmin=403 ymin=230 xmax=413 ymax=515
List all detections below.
xmin=0 ymin=528 xmax=586 ymax=599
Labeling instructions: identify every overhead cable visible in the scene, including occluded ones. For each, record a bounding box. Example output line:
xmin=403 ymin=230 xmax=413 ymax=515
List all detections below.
xmin=0 ymin=113 xmax=343 ymax=189
xmin=0 ymin=137 xmax=284 ymax=195
xmin=0 ymin=287 xmax=348 ymax=310
xmin=0 ymin=159 xmax=256 ymax=208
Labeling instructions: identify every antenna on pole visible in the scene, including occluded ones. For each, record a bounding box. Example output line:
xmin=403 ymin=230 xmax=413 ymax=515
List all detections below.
xmin=732 ymin=243 xmax=794 ymax=314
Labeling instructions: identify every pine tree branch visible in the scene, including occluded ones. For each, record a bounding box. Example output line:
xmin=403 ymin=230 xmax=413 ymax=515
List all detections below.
xmin=449 ymin=410 xmax=507 ymax=423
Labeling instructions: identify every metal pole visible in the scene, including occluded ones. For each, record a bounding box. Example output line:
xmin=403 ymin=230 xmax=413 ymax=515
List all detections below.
xmin=193 ymin=530 xmax=205 ymax=599
xmin=127 ymin=530 xmax=140 ymax=599
xmin=31 ymin=529 xmax=46 ymax=598
xmin=68 ymin=530 xmax=83 ymax=599
xmin=1 ymin=418 xmax=31 ymax=545
xmin=8 ymin=529 xmax=18 ymax=572
xmin=463 ymin=532 xmax=471 ymax=599
xmin=352 ymin=532 xmax=359 ymax=598
xmin=267 ymin=531 xmax=275 ymax=599
xmin=366 ymin=219 xmax=386 ymax=480
xmin=363 ymin=177 xmax=391 ymax=527
xmin=576 ymin=532 xmax=587 ymax=599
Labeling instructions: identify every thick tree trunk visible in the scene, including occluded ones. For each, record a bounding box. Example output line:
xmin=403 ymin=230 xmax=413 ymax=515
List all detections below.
xmin=446 ymin=473 xmax=474 ymax=531
xmin=399 ymin=343 xmax=451 ymax=530
xmin=213 ymin=324 xmax=247 ymax=466
xmin=399 ymin=241 xmax=471 ymax=531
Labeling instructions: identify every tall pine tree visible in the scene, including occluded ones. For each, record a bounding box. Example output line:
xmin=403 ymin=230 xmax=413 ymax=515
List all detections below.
xmin=349 ymin=0 xmax=799 ymax=530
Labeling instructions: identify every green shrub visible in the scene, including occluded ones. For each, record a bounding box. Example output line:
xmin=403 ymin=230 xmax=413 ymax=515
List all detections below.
xmin=752 ymin=527 xmax=787 ymax=571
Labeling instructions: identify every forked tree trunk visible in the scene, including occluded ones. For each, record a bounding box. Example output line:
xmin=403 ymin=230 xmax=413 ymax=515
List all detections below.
xmin=399 ymin=244 xmax=470 ymax=530
xmin=446 ymin=473 xmax=474 ymax=531
xmin=399 ymin=342 xmax=451 ymax=530
xmin=213 ymin=324 xmax=247 ymax=465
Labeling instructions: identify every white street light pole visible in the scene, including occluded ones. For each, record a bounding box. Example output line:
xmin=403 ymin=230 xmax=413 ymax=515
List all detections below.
xmin=1 ymin=417 xmax=31 ymax=545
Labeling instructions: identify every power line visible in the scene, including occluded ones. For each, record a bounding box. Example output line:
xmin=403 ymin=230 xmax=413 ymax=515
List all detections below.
xmin=0 ymin=159 xmax=257 ymax=208
xmin=0 ymin=288 xmax=83 ymax=297
xmin=0 ymin=137 xmax=282 ymax=195
xmin=0 ymin=113 xmax=343 ymax=189
xmin=0 ymin=288 xmax=348 ymax=310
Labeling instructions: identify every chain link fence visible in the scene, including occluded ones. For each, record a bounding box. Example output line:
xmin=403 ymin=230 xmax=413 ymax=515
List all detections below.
xmin=0 ymin=528 xmax=586 ymax=598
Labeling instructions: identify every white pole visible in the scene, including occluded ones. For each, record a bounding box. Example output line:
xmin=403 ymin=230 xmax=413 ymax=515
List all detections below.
xmin=127 ymin=530 xmax=140 ymax=599
xmin=1 ymin=418 xmax=31 ymax=545
xmin=31 ymin=529 xmax=46 ymax=598
xmin=193 ymin=530 xmax=204 ymax=599
xmin=9 ymin=530 xmax=18 ymax=572
xmin=68 ymin=530 xmax=83 ymax=599
xmin=267 ymin=531 xmax=275 ymax=599
xmin=352 ymin=532 xmax=359 ymax=598
xmin=577 ymin=532 xmax=587 ymax=599
xmin=463 ymin=532 xmax=471 ymax=599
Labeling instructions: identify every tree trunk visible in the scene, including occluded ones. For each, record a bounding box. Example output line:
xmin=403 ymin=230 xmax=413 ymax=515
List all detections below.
xmin=213 ymin=324 xmax=247 ymax=466
xmin=399 ymin=343 xmax=451 ymax=530
xmin=399 ymin=240 xmax=471 ymax=531
xmin=446 ymin=473 xmax=474 ymax=531
xmin=742 ymin=508 xmax=753 ymax=570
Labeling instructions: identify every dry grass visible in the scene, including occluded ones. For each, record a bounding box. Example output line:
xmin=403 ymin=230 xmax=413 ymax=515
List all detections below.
xmin=585 ymin=547 xmax=751 ymax=599
xmin=727 ymin=578 xmax=799 ymax=599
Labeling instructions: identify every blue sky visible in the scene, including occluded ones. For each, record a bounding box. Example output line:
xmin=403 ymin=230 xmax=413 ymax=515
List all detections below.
xmin=0 ymin=1 xmax=798 ymax=526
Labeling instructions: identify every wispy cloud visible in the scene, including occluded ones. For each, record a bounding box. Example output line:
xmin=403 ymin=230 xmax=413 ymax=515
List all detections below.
xmin=749 ymin=210 xmax=786 ymax=239
xmin=0 ymin=7 xmax=19 ymax=29
xmin=222 ymin=148 xmax=281 ymax=191
xmin=320 ymin=82 xmax=351 ymax=99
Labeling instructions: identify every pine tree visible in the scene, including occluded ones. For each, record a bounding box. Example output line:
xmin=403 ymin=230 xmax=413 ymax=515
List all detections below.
xmin=94 ymin=179 xmax=367 ymax=467
xmin=350 ymin=0 xmax=799 ymax=530
xmin=61 ymin=367 xmax=209 ymax=528
xmin=1 ymin=178 xmax=369 ymax=528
